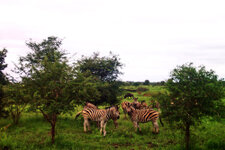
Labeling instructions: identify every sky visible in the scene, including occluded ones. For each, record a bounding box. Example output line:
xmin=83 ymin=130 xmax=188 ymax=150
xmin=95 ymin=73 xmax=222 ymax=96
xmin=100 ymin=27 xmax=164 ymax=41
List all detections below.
xmin=0 ymin=0 xmax=225 ymax=82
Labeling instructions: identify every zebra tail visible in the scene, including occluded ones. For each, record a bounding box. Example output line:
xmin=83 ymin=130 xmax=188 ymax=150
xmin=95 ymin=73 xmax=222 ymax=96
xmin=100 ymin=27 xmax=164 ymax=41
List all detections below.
xmin=159 ymin=116 xmax=164 ymax=127
xmin=75 ymin=111 xmax=82 ymax=119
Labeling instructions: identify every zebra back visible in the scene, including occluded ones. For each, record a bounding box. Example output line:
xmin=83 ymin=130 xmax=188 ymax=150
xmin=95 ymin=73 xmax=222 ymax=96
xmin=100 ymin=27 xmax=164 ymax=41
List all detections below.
xmin=82 ymin=106 xmax=119 ymax=122
xmin=127 ymin=106 xmax=159 ymax=123
xmin=136 ymin=109 xmax=159 ymax=123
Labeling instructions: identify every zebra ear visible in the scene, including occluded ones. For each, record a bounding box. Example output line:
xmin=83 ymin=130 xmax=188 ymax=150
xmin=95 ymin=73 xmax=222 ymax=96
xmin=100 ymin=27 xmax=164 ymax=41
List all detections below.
xmin=130 ymin=106 xmax=135 ymax=111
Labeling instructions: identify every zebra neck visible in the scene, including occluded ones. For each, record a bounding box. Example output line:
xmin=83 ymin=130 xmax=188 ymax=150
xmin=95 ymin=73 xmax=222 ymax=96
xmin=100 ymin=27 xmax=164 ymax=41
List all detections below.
xmin=106 ymin=109 xmax=112 ymax=119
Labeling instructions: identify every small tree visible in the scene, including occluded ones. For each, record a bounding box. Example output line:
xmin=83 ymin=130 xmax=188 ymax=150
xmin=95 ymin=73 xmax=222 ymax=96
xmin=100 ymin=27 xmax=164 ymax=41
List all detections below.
xmin=17 ymin=37 xmax=103 ymax=143
xmin=3 ymin=82 xmax=30 ymax=124
xmin=143 ymin=80 xmax=150 ymax=85
xmin=76 ymin=52 xmax=123 ymax=105
xmin=160 ymin=63 xmax=225 ymax=150
xmin=17 ymin=37 xmax=75 ymax=144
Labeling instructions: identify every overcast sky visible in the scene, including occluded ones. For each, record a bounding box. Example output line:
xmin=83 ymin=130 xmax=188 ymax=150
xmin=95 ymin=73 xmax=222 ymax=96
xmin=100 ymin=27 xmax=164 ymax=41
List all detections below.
xmin=1 ymin=0 xmax=225 ymax=82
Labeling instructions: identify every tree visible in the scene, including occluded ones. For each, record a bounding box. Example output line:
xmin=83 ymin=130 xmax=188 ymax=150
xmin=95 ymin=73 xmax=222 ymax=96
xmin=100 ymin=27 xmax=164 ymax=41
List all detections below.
xmin=17 ymin=37 xmax=79 ymax=144
xmin=3 ymin=82 xmax=30 ymax=124
xmin=143 ymin=80 xmax=150 ymax=85
xmin=0 ymin=48 xmax=8 ymax=118
xmin=76 ymin=52 xmax=123 ymax=105
xmin=160 ymin=63 xmax=225 ymax=150
xmin=0 ymin=48 xmax=8 ymax=85
xmin=77 ymin=52 xmax=122 ymax=82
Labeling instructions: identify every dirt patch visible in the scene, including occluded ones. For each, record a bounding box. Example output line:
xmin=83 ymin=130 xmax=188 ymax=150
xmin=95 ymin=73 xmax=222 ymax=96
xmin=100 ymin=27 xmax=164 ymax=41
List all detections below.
xmin=147 ymin=142 xmax=158 ymax=148
xmin=111 ymin=143 xmax=132 ymax=148
xmin=143 ymin=93 xmax=151 ymax=97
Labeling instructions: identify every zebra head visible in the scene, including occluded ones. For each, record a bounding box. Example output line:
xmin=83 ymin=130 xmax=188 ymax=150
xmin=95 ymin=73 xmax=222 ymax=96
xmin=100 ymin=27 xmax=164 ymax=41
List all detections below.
xmin=107 ymin=105 xmax=120 ymax=120
xmin=125 ymin=103 xmax=136 ymax=116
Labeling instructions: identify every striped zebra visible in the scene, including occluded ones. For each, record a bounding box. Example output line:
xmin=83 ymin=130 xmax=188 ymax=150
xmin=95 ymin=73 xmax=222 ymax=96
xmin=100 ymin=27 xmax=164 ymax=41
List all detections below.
xmin=82 ymin=102 xmax=119 ymax=128
xmin=75 ymin=105 xmax=120 ymax=136
xmin=121 ymin=101 xmax=132 ymax=119
xmin=84 ymin=102 xmax=98 ymax=109
xmin=121 ymin=100 xmax=149 ymax=119
xmin=126 ymin=105 xmax=163 ymax=134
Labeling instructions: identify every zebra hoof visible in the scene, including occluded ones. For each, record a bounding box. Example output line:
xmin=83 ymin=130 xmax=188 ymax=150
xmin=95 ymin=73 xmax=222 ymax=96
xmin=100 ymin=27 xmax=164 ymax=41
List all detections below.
xmin=152 ymin=131 xmax=159 ymax=134
xmin=88 ymin=130 xmax=92 ymax=133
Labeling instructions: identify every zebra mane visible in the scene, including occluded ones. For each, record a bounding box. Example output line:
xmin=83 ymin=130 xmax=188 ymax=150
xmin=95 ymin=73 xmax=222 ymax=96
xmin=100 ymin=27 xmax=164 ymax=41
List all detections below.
xmin=105 ymin=105 xmax=119 ymax=110
xmin=105 ymin=106 xmax=111 ymax=109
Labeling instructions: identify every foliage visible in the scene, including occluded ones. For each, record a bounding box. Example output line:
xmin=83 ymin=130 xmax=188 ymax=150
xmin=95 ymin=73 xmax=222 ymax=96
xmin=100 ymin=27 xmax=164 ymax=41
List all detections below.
xmin=16 ymin=36 xmax=77 ymax=144
xmin=96 ymin=81 xmax=121 ymax=105
xmin=0 ymin=49 xmax=8 ymax=119
xmin=76 ymin=52 xmax=123 ymax=105
xmin=69 ymin=71 xmax=101 ymax=105
xmin=0 ymin=48 xmax=8 ymax=85
xmin=76 ymin=52 xmax=123 ymax=82
xmin=143 ymin=79 xmax=150 ymax=85
xmin=3 ymin=83 xmax=30 ymax=124
xmin=160 ymin=63 xmax=225 ymax=149
xmin=0 ymin=85 xmax=8 ymax=118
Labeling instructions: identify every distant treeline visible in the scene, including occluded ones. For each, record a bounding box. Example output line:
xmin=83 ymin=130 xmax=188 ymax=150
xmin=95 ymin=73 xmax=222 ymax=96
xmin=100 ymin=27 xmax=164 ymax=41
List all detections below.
xmin=120 ymin=80 xmax=165 ymax=87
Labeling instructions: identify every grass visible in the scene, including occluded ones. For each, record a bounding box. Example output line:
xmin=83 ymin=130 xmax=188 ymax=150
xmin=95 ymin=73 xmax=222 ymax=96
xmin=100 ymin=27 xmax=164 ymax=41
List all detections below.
xmin=1 ymin=85 xmax=225 ymax=150
xmin=1 ymin=111 xmax=225 ymax=150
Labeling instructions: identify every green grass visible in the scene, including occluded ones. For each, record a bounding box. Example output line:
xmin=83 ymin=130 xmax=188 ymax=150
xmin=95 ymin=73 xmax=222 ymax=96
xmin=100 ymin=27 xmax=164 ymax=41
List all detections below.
xmin=1 ymin=86 xmax=225 ymax=150
xmin=1 ymin=111 xmax=225 ymax=150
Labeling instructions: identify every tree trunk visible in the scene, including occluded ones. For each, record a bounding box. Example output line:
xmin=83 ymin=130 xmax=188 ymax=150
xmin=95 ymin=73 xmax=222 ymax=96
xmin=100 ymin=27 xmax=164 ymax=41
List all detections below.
xmin=185 ymin=122 xmax=190 ymax=150
xmin=12 ymin=111 xmax=20 ymax=125
xmin=51 ymin=113 xmax=57 ymax=144
xmin=51 ymin=122 xmax=56 ymax=144
xmin=39 ymin=110 xmax=57 ymax=144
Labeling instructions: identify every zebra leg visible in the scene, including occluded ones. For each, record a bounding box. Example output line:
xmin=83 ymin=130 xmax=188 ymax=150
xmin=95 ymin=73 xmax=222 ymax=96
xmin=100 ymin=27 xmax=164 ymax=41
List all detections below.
xmin=97 ymin=121 xmax=100 ymax=129
xmin=87 ymin=120 xmax=91 ymax=131
xmin=100 ymin=120 xmax=104 ymax=135
xmin=113 ymin=120 xmax=118 ymax=128
xmin=103 ymin=122 xmax=107 ymax=136
xmin=152 ymin=120 xmax=159 ymax=134
xmin=123 ymin=110 xmax=127 ymax=119
xmin=84 ymin=119 xmax=88 ymax=132
xmin=133 ymin=121 xmax=138 ymax=132
xmin=137 ymin=123 xmax=141 ymax=132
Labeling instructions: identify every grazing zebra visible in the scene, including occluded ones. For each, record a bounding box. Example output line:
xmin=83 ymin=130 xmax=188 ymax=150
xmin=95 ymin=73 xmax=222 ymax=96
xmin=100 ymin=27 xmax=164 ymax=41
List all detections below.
xmin=126 ymin=105 xmax=163 ymax=133
xmin=75 ymin=106 xmax=120 ymax=136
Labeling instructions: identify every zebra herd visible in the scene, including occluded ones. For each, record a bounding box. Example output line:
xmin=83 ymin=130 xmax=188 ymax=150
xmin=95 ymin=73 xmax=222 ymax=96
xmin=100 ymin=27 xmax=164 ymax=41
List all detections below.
xmin=75 ymin=96 xmax=163 ymax=136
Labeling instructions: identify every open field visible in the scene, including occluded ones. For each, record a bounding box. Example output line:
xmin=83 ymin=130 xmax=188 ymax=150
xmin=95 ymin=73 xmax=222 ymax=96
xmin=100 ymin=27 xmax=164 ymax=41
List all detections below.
xmin=1 ymin=86 xmax=225 ymax=150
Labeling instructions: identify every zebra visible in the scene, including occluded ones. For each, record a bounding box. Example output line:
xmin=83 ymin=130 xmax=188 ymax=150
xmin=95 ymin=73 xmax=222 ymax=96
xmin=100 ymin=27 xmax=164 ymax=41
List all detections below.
xmin=125 ymin=104 xmax=163 ymax=134
xmin=75 ymin=105 xmax=120 ymax=136
xmin=121 ymin=100 xmax=149 ymax=119
xmin=82 ymin=102 xmax=119 ymax=128
xmin=84 ymin=102 xmax=98 ymax=109
xmin=121 ymin=101 xmax=131 ymax=119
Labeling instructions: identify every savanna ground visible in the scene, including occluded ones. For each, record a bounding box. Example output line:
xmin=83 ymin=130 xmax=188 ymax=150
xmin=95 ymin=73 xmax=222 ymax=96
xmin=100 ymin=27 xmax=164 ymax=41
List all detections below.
xmin=0 ymin=85 xmax=225 ymax=150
